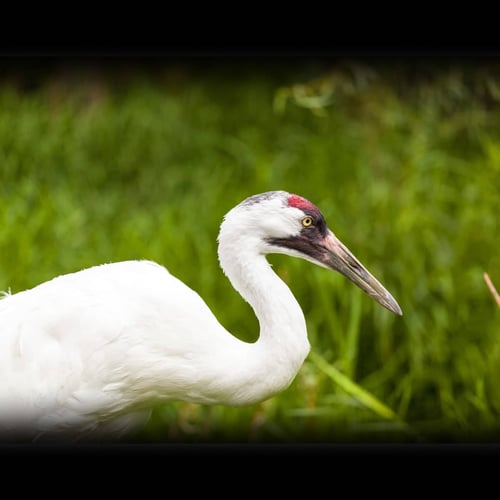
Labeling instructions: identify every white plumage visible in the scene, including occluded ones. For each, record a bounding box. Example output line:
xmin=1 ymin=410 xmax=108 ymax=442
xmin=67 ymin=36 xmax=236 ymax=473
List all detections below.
xmin=0 ymin=191 xmax=401 ymax=441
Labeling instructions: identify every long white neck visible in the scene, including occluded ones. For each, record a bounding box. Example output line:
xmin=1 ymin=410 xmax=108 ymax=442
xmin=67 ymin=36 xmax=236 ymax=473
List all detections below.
xmin=215 ymin=223 xmax=311 ymax=405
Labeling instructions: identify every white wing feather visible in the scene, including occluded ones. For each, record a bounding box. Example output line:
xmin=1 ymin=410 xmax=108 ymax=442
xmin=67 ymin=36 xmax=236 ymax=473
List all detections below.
xmin=0 ymin=260 xmax=234 ymax=436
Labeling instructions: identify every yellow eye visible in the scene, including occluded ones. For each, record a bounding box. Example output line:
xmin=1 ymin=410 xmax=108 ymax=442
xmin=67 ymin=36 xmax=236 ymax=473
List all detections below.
xmin=301 ymin=216 xmax=314 ymax=227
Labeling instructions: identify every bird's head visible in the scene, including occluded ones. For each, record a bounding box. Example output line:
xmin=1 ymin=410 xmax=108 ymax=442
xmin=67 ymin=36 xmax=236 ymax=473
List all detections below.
xmin=219 ymin=191 xmax=402 ymax=316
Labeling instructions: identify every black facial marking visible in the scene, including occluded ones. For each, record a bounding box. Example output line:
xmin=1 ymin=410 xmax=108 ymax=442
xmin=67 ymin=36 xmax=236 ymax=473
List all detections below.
xmin=302 ymin=209 xmax=328 ymax=238
xmin=265 ymin=206 xmax=329 ymax=258
xmin=266 ymin=233 xmax=325 ymax=261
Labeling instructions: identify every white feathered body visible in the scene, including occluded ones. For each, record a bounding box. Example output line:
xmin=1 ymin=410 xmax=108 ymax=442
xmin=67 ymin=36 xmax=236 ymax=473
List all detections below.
xmin=0 ymin=256 xmax=308 ymax=438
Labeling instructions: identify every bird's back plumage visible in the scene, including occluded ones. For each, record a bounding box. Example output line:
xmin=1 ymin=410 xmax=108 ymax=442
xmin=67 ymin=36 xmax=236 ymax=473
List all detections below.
xmin=0 ymin=260 xmax=235 ymax=438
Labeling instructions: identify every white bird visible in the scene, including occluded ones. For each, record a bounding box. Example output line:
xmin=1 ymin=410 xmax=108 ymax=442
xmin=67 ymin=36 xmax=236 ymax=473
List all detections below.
xmin=0 ymin=190 xmax=402 ymax=442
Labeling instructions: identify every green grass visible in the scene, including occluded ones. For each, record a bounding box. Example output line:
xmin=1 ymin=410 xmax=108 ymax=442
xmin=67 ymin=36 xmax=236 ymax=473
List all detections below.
xmin=1 ymin=59 xmax=500 ymax=443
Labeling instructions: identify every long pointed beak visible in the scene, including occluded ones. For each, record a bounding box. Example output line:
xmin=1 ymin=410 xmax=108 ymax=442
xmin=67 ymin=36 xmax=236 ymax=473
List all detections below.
xmin=320 ymin=230 xmax=402 ymax=315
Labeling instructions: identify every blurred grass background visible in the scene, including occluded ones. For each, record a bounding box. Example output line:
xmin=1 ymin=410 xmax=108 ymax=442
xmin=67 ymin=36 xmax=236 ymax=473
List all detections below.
xmin=1 ymin=57 xmax=499 ymax=443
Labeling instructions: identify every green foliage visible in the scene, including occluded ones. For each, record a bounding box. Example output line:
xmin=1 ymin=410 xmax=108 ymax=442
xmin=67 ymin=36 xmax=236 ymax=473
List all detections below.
xmin=1 ymin=60 xmax=500 ymax=442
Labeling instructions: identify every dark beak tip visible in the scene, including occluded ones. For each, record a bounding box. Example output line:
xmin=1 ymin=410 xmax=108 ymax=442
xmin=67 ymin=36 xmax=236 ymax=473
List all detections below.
xmin=388 ymin=301 xmax=403 ymax=316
